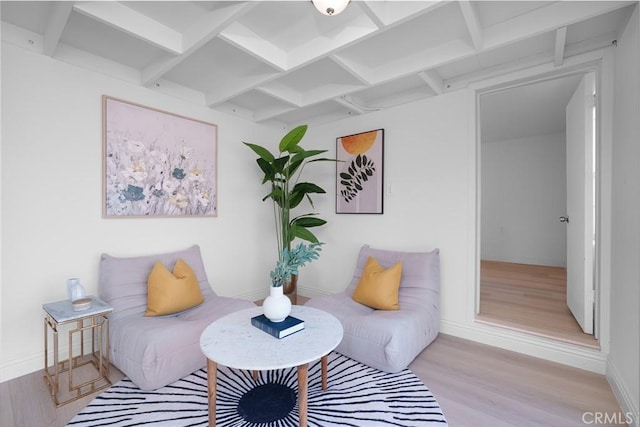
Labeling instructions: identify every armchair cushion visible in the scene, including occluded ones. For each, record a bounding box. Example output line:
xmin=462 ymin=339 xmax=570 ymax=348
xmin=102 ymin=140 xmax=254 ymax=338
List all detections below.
xmin=306 ymin=244 xmax=440 ymax=373
xmin=352 ymin=257 xmax=402 ymax=310
xmin=145 ymin=259 xmax=204 ymax=317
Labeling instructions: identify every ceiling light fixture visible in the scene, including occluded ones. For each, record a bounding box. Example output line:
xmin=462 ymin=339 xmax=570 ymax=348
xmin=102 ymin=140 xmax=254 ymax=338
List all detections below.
xmin=312 ymin=0 xmax=350 ymax=16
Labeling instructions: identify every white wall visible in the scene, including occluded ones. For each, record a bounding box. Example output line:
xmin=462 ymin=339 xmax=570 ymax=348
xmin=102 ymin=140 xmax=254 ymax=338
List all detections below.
xmin=481 ymin=133 xmax=567 ymax=267
xmin=609 ymin=4 xmax=640 ymax=425
xmin=301 ymin=90 xmax=472 ymax=327
xmin=0 ymin=43 xmax=286 ymax=380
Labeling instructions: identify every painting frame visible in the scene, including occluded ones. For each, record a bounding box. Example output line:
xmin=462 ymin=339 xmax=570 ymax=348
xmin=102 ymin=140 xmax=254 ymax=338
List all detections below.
xmin=102 ymin=95 xmax=218 ymax=218
xmin=336 ymin=129 xmax=384 ymax=214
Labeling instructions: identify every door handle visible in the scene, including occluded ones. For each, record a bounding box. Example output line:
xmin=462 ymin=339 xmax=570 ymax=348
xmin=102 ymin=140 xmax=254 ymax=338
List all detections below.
xmin=560 ymin=216 xmax=570 ymax=223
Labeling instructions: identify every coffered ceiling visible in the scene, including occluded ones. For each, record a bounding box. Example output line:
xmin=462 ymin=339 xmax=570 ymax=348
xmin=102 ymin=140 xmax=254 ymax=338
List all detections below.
xmin=1 ymin=1 xmax=637 ymax=127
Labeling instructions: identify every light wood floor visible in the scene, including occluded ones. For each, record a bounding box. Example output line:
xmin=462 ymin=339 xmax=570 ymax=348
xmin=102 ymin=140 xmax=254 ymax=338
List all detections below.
xmin=477 ymin=260 xmax=599 ymax=348
xmin=1 ymin=297 xmax=622 ymax=426
xmin=412 ymin=334 xmax=623 ymax=426
xmin=0 ymin=362 xmax=126 ymax=427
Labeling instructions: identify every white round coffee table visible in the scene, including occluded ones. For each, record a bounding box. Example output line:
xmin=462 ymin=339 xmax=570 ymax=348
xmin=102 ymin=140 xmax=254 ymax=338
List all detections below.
xmin=200 ymin=305 xmax=343 ymax=427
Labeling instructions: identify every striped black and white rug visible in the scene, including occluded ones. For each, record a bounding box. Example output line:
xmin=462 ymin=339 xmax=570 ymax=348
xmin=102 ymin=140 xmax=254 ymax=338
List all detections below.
xmin=68 ymin=352 xmax=447 ymax=426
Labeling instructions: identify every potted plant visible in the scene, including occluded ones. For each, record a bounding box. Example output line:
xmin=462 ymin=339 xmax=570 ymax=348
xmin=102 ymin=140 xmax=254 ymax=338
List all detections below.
xmin=243 ymin=125 xmax=335 ymax=302
xmin=263 ymin=242 xmax=323 ymax=322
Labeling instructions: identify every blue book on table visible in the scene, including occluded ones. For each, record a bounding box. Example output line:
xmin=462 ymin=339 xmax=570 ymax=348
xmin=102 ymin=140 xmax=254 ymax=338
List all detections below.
xmin=251 ymin=314 xmax=305 ymax=339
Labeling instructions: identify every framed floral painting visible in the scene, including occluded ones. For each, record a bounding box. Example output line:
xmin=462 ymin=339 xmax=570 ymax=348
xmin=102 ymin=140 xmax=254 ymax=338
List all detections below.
xmin=336 ymin=129 xmax=384 ymax=214
xmin=103 ymin=96 xmax=217 ymax=217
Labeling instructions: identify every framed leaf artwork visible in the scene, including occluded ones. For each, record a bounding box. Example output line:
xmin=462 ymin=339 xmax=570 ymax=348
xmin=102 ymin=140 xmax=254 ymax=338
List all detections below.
xmin=336 ymin=129 xmax=384 ymax=214
xmin=102 ymin=96 xmax=217 ymax=217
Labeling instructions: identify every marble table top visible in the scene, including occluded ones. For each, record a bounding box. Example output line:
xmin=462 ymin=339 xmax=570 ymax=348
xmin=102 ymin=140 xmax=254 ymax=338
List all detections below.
xmin=200 ymin=305 xmax=343 ymax=371
xmin=42 ymin=296 xmax=113 ymax=323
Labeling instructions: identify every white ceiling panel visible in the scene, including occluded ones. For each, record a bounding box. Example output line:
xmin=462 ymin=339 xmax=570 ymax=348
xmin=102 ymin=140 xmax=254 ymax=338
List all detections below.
xmin=1 ymin=0 xmax=636 ymax=127
xmin=272 ymin=100 xmax=355 ymax=126
xmin=266 ymin=57 xmax=364 ymax=96
xmin=353 ymin=74 xmax=436 ymax=108
xmin=337 ymin=2 xmax=469 ymax=71
xmin=477 ymin=32 xmax=556 ymax=69
xmin=231 ymin=89 xmax=295 ymax=112
xmin=475 ymin=1 xmax=550 ymax=28
xmin=165 ymin=38 xmax=280 ymax=93
xmin=435 ymin=55 xmax=482 ymax=81
xmin=359 ymin=1 xmax=446 ymax=26
xmin=238 ymin=1 xmax=347 ymax=51
xmin=0 ymin=1 xmax=50 ymax=34
xmin=123 ymin=2 xmax=216 ymax=33
xmin=566 ymin=4 xmax=637 ymax=45
xmin=61 ymin=10 xmax=169 ymax=70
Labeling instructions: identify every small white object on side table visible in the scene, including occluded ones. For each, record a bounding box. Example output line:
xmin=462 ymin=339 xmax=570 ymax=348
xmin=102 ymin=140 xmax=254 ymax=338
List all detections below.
xmin=199 ymin=305 xmax=343 ymax=427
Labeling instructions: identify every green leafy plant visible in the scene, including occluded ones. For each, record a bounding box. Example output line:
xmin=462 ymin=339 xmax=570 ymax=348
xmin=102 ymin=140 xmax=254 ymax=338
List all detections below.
xmin=270 ymin=242 xmax=323 ymax=287
xmin=243 ymin=125 xmax=336 ymax=257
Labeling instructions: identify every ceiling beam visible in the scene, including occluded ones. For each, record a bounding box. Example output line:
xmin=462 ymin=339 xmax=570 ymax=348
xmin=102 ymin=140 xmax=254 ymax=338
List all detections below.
xmin=218 ymin=23 xmax=287 ymax=71
xmin=287 ymin=15 xmax=379 ymax=70
xmin=329 ymin=54 xmax=372 ymax=85
xmin=554 ymin=27 xmax=568 ymax=67
xmin=418 ymin=70 xmax=444 ymax=95
xmin=356 ymin=1 xmax=386 ymax=29
xmin=182 ymin=3 xmax=257 ymax=52
xmin=199 ymin=1 xmax=447 ymax=111
xmin=255 ymin=86 xmax=301 ymax=108
xmin=359 ymin=0 xmax=449 ymax=27
xmin=253 ymin=105 xmax=298 ymax=123
xmin=43 ymin=2 xmax=73 ymax=56
xmin=216 ymin=1 xmax=629 ymax=123
xmin=483 ymin=1 xmax=629 ymax=51
xmin=73 ymin=2 xmax=182 ymax=54
xmin=141 ymin=2 xmax=257 ymax=87
xmin=458 ymin=1 xmax=483 ymax=50
xmin=374 ymin=38 xmax=474 ymax=84
xmin=333 ymin=96 xmax=366 ymax=115
xmin=205 ymin=74 xmax=276 ymax=106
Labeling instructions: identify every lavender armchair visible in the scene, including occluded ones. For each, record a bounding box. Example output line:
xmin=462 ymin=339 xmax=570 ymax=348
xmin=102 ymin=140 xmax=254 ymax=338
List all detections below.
xmin=98 ymin=245 xmax=256 ymax=390
xmin=305 ymin=244 xmax=440 ymax=373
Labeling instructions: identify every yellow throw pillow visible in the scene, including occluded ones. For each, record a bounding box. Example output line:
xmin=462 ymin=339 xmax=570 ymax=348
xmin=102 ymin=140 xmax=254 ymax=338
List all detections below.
xmin=145 ymin=258 xmax=204 ymax=316
xmin=352 ymin=256 xmax=402 ymax=310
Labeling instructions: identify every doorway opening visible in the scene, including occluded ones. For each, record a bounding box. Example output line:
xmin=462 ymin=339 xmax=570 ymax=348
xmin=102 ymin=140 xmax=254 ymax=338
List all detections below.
xmin=475 ymin=71 xmax=599 ymax=349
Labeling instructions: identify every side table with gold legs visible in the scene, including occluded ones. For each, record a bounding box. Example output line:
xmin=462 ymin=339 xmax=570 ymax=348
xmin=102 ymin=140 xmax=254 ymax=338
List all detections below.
xmin=42 ymin=296 xmax=113 ymax=407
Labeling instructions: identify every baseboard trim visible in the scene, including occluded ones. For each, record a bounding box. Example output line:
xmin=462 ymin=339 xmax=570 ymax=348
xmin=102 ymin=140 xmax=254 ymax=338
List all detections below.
xmin=235 ymin=288 xmax=269 ymax=303
xmin=440 ymin=319 xmax=607 ymax=373
xmin=0 ymin=352 xmax=42 ymax=383
xmin=606 ymin=358 xmax=640 ymax=427
xmin=298 ymin=292 xmax=608 ymax=373
xmin=297 ymin=286 xmax=331 ymax=300
xmin=0 ymin=336 xmax=97 ymax=383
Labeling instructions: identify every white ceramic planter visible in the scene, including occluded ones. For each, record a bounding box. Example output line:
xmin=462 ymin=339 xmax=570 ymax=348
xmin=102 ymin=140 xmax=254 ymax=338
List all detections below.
xmin=263 ymin=285 xmax=292 ymax=322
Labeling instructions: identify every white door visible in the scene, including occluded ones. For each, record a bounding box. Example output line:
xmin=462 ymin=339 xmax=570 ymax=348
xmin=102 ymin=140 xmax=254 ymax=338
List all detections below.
xmin=565 ymin=73 xmax=595 ymax=334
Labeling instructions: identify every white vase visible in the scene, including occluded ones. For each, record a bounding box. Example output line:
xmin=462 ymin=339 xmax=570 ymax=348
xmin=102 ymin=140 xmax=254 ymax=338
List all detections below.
xmin=66 ymin=278 xmax=86 ymax=301
xmin=263 ymin=285 xmax=292 ymax=323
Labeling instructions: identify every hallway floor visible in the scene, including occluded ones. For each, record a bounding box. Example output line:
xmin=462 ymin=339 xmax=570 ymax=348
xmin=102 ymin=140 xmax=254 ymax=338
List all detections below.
xmin=477 ymin=260 xmax=599 ymax=349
